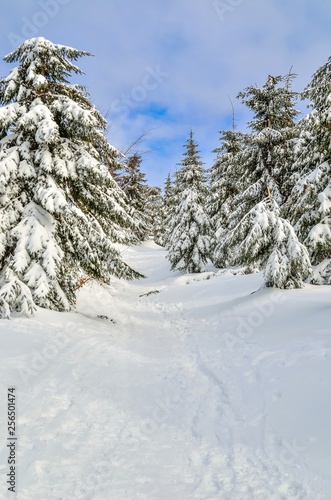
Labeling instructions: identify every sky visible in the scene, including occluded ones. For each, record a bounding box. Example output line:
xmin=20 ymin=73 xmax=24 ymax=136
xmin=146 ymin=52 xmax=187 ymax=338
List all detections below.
xmin=0 ymin=0 xmax=331 ymax=187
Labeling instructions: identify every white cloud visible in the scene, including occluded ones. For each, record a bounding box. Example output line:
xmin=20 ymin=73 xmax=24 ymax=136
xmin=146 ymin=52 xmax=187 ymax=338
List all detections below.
xmin=1 ymin=0 xmax=331 ymax=185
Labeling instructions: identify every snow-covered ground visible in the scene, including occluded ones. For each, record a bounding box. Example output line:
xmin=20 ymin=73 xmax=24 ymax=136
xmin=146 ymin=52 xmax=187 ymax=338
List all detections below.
xmin=0 ymin=241 xmax=330 ymax=499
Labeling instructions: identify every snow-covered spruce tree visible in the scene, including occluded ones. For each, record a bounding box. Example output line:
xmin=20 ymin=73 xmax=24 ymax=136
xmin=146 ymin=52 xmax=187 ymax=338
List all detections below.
xmin=208 ymin=128 xmax=246 ymax=258
xmin=167 ymin=131 xmax=211 ymax=273
xmin=144 ymin=185 xmax=163 ymax=245
xmin=119 ymin=153 xmax=151 ymax=241
xmin=0 ymin=37 xmax=142 ymax=318
xmin=284 ymin=58 xmax=331 ymax=283
xmin=158 ymin=173 xmax=176 ymax=247
xmin=219 ymin=198 xmax=311 ymax=288
xmin=213 ymin=73 xmax=299 ymax=267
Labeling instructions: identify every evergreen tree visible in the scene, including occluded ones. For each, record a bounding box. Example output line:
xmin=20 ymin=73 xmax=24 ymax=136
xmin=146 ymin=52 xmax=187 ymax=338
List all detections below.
xmin=219 ymin=198 xmax=311 ymax=288
xmin=208 ymin=128 xmax=246 ymax=259
xmin=0 ymin=37 xmax=142 ymax=318
xmin=213 ymin=73 xmax=299 ymax=267
xmin=158 ymin=173 xmax=176 ymax=247
xmin=145 ymin=185 xmax=163 ymax=245
xmin=285 ymin=58 xmax=331 ymax=283
xmin=237 ymin=73 xmax=299 ymax=204
xmin=167 ymin=131 xmax=211 ymax=273
xmin=120 ymin=153 xmax=151 ymax=241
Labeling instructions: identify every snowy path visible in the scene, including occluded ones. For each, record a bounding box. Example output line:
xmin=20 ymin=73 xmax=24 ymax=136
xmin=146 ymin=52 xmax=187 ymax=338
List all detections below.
xmin=1 ymin=241 xmax=331 ymax=499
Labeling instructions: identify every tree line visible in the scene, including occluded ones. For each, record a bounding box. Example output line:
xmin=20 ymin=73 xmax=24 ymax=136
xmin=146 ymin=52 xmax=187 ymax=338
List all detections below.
xmin=153 ymin=69 xmax=331 ymax=291
xmin=0 ymin=36 xmax=330 ymax=318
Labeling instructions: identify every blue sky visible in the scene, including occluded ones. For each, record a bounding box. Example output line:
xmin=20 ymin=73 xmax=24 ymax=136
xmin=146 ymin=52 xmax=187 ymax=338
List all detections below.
xmin=1 ymin=0 xmax=331 ymax=187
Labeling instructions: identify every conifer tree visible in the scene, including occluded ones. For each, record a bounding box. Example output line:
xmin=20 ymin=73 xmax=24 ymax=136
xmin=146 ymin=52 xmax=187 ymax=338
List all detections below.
xmin=0 ymin=37 xmax=142 ymax=318
xmin=145 ymin=185 xmax=163 ymax=245
xmin=208 ymin=129 xmax=244 ymax=224
xmin=158 ymin=173 xmax=176 ymax=247
xmin=237 ymin=73 xmax=299 ymax=205
xmin=285 ymin=58 xmax=331 ymax=283
xmin=213 ymin=73 xmax=299 ymax=267
xmin=167 ymin=131 xmax=211 ymax=273
xmin=208 ymin=128 xmax=246 ymax=260
xmin=219 ymin=198 xmax=311 ymax=288
xmin=164 ymin=172 xmax=176 ymax=203
xmin=120 ymin=153 xmax=151 ymax=241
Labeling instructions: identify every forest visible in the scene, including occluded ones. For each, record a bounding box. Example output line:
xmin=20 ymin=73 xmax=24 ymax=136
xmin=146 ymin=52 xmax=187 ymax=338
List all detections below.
xmin=0 ymin=36 xmax=331 ymax=318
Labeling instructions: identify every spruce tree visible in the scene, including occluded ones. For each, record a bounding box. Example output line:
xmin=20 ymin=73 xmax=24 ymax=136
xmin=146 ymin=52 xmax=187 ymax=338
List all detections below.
xmin=285 ymin=58 xmax=331 ymax=283
xmin=145 ymin=185 xmax=163 ymax=245
xmin=167 ymin=131 xmax=211 ymax=273
xmin=208 ymin=128 xmax=246 ymax=262
xmin=237 ymin=73 xmax=299 ymax=204
xmin=0 ymin=37 xmax=142 ymax=318
xmin=158 ymin=173 xmax=176 ymax=247
xmin=119 ymin=153 xmax=151 ymax=241
xmin=213 ymin=73 xmax=299 ymax=267
xmin=219 ymin=198 xmax=311 ymax=288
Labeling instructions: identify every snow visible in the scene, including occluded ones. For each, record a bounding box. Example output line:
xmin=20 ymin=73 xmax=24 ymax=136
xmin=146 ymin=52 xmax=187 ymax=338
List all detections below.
xmin=0 ymin=241 xmax=330 ymax=499
xmin=19 ymin=102 xmax=59 ymax=145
